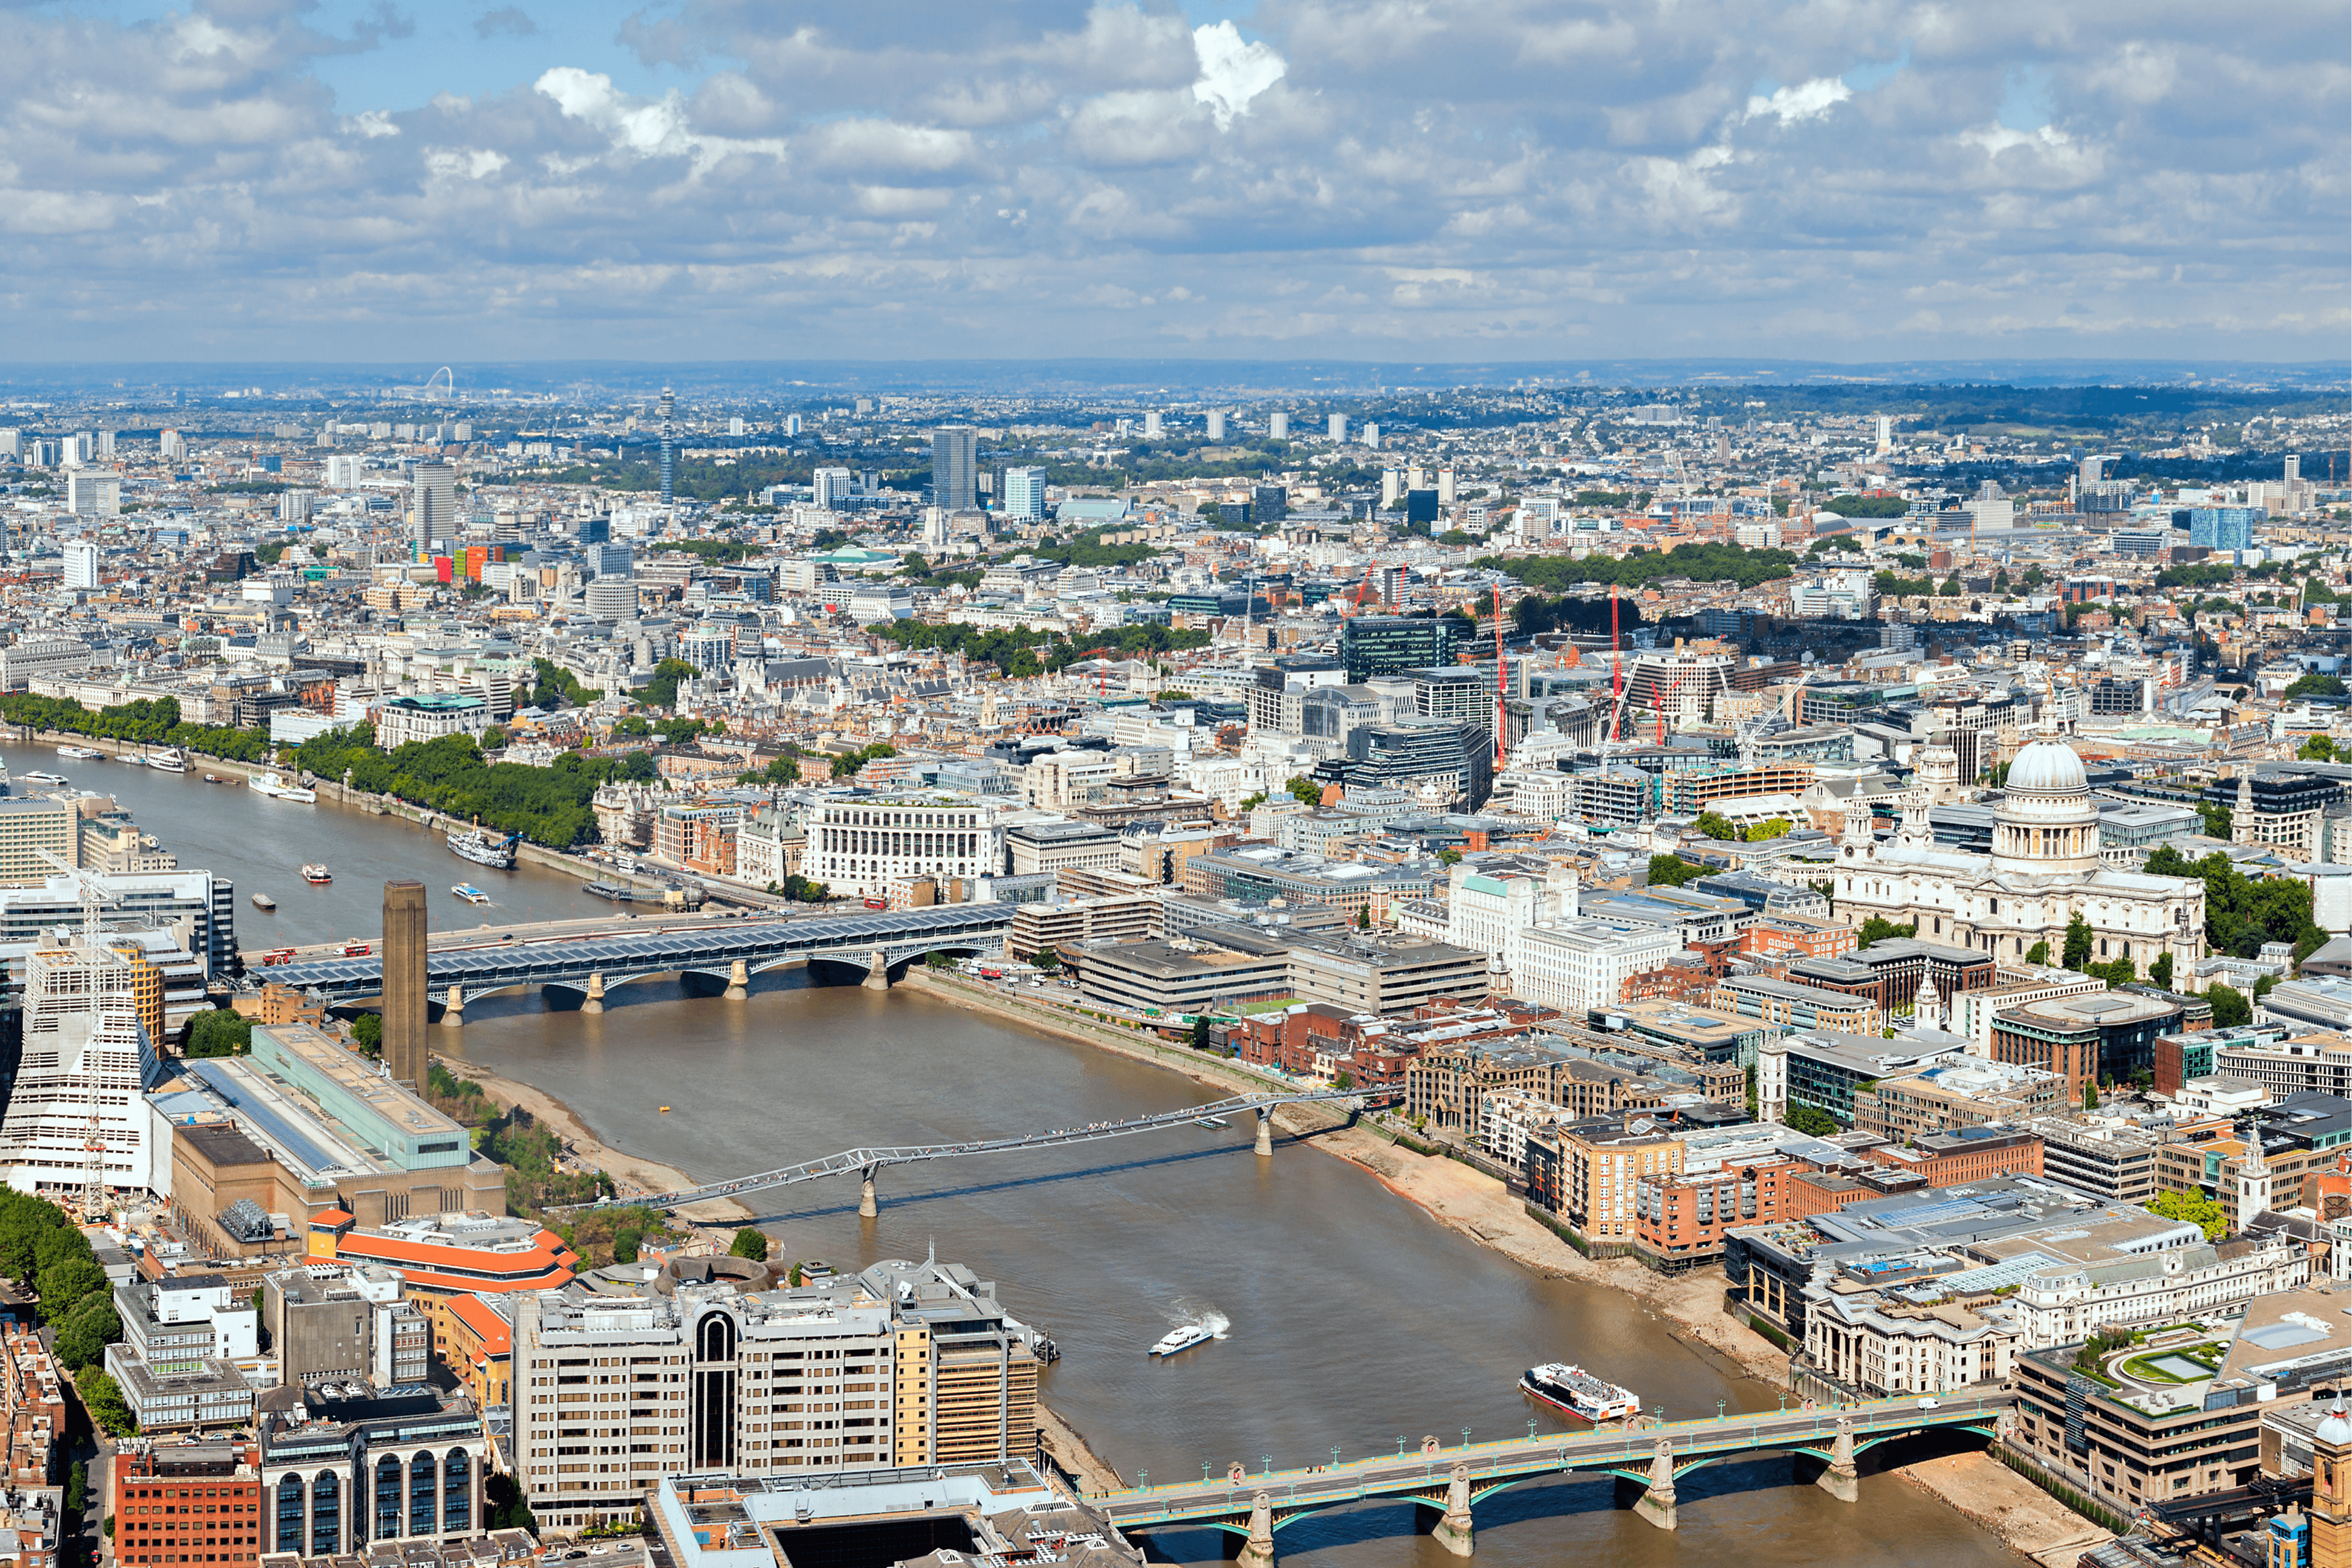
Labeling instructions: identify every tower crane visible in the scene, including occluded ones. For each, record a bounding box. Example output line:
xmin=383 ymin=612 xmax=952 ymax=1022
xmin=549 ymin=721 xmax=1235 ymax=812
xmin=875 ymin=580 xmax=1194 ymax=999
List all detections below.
xmin=37 ymin=849 xmax=121 ymax=1220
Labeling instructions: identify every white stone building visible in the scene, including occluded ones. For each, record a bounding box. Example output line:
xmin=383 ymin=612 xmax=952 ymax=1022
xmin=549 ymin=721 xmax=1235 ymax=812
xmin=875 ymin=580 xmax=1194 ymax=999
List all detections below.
xmin=1834 ymin=737 xmax=2205 ymax=973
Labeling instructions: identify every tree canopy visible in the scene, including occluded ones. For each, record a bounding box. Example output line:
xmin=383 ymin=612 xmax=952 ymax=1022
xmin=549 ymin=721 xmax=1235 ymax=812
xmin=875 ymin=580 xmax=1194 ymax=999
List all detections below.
xmin=1479 ymin=542 xmax=1801 ymax=593
xmin=2146 ymin=846 xmax=2323 ymax=961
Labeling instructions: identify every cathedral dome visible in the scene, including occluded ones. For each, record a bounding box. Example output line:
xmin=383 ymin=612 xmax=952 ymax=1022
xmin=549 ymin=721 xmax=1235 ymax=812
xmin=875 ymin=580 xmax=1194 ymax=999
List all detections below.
xmin=2007 ymin=738 xmax=2090 ymax=796
xmin=1990 ymin=738 xmax=2099 ymax=873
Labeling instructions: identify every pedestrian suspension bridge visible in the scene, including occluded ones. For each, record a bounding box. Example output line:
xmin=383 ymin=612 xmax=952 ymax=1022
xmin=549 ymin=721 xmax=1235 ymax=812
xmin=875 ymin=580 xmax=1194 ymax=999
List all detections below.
xmin=552 ymin=1087 xmax=1391 ymax=1216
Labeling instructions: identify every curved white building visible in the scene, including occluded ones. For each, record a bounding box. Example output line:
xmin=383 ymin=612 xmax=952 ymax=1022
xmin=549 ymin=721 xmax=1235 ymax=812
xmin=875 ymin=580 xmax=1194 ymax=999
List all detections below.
xmin=1835 ymin=738 xmax=2205 ymax=975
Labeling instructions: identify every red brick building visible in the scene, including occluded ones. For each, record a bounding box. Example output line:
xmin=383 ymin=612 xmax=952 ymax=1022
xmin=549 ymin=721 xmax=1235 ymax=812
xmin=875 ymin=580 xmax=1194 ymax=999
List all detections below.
xmin=1633 ymin=1156 xmax=1802 ymax=1272
xmin=110 ymin=1437 xmax=263 ymax=1568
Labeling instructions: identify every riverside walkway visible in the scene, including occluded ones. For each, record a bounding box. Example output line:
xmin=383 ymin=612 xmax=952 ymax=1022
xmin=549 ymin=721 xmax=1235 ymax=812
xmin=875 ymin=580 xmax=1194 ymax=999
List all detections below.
xmin=1098 ymin=1391 xmax=2013 ymax=1562
xmin=550 ymin=1087 xmax=1388 ymax=1215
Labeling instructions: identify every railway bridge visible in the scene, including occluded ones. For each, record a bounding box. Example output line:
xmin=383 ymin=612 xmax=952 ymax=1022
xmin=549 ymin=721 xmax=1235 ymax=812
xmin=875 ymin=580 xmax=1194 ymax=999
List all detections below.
xmin=267 ymin=904 xmax=1012 ymax=1019
xmin=1097 ymin=1392 xmax=2013 ymax=1563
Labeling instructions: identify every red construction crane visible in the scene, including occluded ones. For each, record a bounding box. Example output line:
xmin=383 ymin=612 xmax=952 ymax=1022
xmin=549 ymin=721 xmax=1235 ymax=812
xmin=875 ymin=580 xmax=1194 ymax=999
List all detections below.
xmin=1493 ymin=585 xmax=1508 ymax=767
xmin=1346 ymin=563 xmax=1382 ymax=614
xmin=1609 ymin=594 xmax=1624 ymax=744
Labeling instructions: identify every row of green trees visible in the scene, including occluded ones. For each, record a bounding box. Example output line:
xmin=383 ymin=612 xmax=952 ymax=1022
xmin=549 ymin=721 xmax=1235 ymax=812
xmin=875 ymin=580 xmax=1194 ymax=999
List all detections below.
xmin=1478 ymin=542 xmax=1803 ymax=592
xmin=0 ymin=1191 xmax=134 ymax=1433
xmin=868 ymin=619 xmax=1212 ymax=678
xmin=0 ymin=694 xmax=272 ymax=763
xmin=288 ymin=725 xmax=655 ymax=848
xmin=2146 ymin=846 xmax=2325 ymax=962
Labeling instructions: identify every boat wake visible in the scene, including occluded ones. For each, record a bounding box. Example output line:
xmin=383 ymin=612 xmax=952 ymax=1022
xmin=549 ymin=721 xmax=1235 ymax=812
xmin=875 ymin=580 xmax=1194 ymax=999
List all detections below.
xmin=1170 ymin=1300 xmax=1231 ymax=1340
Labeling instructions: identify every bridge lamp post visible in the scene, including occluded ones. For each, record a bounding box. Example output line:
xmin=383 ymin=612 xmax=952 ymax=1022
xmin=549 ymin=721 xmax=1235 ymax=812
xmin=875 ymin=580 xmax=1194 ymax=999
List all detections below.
xmin=1202 ymin=1464 xmax=1210 ymax=1485
xmin=1330 ymin=1447 xmax=1340 ymax=1472
xmin=1526 ymin=1419 xmax=1538 ymax=1441
xmin=1461 ymin=1426 xmax=1471 ymax=1451
xmin=1717 ymin=1399 xmax=1727 ymax=1421
xmin=1140 ymin=1471 xmax=1147 ymax=1491
xmin=1262 ymin=1454 xmax=1271 ymax=1479
xmin=1396 ymin=1437 xmax=1405 ymax=1459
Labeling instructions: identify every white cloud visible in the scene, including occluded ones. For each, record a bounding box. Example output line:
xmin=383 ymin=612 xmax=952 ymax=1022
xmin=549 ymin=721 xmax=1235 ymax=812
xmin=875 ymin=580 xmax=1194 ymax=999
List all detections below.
xmin=1742 ymin=77 xmax=1851 ymax=125
xmin=1191 ymin=21 xmax=1285 ymax=129
xmin=0 ymin=0 xmax=2331 ymax=359
xmin=535 ymin=67 xmax=786 ymax=174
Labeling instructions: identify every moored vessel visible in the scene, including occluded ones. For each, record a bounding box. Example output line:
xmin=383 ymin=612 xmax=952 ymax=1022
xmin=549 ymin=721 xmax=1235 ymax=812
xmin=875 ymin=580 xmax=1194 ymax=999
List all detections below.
xmin=448 ymin=827 xmax=518 ymax=869
xmin=250 ymin=771 xmax=316 ymax=802
xmin=143 ymin=747 xmax=189 ymax=773
xmin=250 ymin=892 xmax=277 ymax=912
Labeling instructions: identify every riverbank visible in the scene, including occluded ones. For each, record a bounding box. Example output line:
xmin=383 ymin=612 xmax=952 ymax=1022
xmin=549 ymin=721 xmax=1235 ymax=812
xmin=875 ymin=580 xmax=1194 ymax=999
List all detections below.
xmin=900 ymin=969 xmax=2100 ymax=1564
xmin=433 ymin=1052 xmax=751 ymax=1225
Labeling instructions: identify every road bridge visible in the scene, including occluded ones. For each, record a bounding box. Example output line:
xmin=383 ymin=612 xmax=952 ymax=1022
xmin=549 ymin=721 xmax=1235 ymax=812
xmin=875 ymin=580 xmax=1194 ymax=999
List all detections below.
xmin=266 ymin=904 xmax=1013 ymax=1017
xmin=1096 ymin=1392 xmax=2012 ymax=1563
xmin=554 ymin=1087 xmax=1389 ymax=1216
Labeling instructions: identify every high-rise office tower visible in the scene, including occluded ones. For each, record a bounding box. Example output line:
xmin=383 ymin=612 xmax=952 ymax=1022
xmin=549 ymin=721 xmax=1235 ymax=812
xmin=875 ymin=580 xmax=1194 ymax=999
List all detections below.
xmin=1327 ymin=413 xmax=1346 ymax=442
xmin=62 ymin=540 xmax=99 ymax=590
xmin=785 ymin=414 xmax=803 ymax=437
xmin=1143 ymin=411 xmax=1164 ymax=439
xmin=729 ymin=416 xmax=745 ymax=437
xmin=811 ymin=467 xmax=854 ymax=510
xmin=1001 ymin=467 xmax=1047 ymax=522
xmin=658 ymin=387 xmax=676 ymax=503
xmin=0 ymin=935 xmax=167 ymax=1208
xmin=1361 ymin=423 xmax=1381 ymax=450
xmin=159 ymin=430 xmax=184 ymax=460
xmin=1269 ymin=411 xmax=1288 ymax=439
xmin=1382 ymin=469 xmax=1403 ymax=509
xmin=1875 ymin=415 xmax=1894 ymax=454
xmin=931 ymin=426 xmax=977 ymax=510
xmin=411 ymin=461 xmax=456 ymax=550
xmin=1206 ymin=410 xmax=1227 ymax=441
xmin=64 ymin=471 xmax=120 ymax=517
xmin=381 ymin=880 xmax=428 ymax=1087
xmin=96 ymin=431 xmax=116 ymax=458
xmin=1438 ymin=468 xmax=1456 ymax=504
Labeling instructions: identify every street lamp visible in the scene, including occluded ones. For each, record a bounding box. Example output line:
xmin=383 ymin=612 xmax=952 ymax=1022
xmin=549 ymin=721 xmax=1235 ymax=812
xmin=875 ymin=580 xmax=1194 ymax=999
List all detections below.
xmin=1527 ymin=1419 xmax=1538 ymax=1441
xmin=1202 ymin=1463 xmax=1210 ymax=1485
xmin=1140 ymin=1471 xmax=1148 ymax=1491
xmin=1396 ymin=1436 xmax=1406 ymax=1458
xmin=1462 ymin=1426 xmax=1472 ymax=1450
xmin=1717 ymin=1400 xmax=1727 ymax=1421
xmin=1331 ymin=1447 xmax=1341 ymax=1472
xmin=1262 ymin=1454 xmax=1271 ymax=1478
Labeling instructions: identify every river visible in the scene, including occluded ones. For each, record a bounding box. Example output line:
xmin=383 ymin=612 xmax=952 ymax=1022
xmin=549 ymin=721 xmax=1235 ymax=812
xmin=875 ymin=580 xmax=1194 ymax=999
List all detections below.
xmin=0 ymin=738 xmax=604 ymax=946
xmin=22 ymin=736 xmax=2017 ymax=1566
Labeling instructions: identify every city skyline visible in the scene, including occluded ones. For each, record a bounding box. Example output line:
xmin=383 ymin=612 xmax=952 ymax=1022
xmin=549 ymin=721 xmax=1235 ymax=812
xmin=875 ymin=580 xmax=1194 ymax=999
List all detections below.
xmin=1 ymin=0 xmax=2343 ymax=365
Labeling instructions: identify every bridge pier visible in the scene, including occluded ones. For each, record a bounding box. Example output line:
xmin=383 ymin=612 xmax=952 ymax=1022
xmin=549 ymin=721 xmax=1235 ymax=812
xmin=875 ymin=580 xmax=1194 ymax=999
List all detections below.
xmin=582 ymin=972 xmax=606 ymax=1014
xmin=1633 ymin=1438 xmax=1678 ymax=1531
xmin=1255 ymin=1107 xmax=1273 ymax=1157
xmin=858 ymin=1168 xmax=878 ymax=1219
xmin=442 ymin=984 xmax=464 ymax=1027
xmin=1235 ymin=1493 xmax=1275 ymax=1568
xmin=725 ymin=959 xmax=750 ymax=1000
xmin=1429 ymin=1463 xmax=1474 ymax=1557
xmin=1817 ymin=1418 xmax=1859 ymax=1503
xmin=863 ymin=949 xmax=892 ymax=991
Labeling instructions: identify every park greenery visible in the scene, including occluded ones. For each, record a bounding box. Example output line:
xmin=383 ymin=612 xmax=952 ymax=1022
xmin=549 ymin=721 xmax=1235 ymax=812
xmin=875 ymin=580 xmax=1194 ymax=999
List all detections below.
xmin=286 ymin=725 xmax=653 ymax=847
xmin=868 ymin=619 xmax=1211 ymax=678
xmin=0 ymin=1190 xmax=129 ymax=1432
xmin=1479 ymin=542 xmax=1801 ymax=593
xmin=421 ymin=1062 xmax=634 ymax=1236
xmin=1646 ymin=854 xmax=1707 ymax=888
xmin=184 ymin=1010 xmax=253 ymax=1057
xmin=2147 ymin=1188 xmax=2228 ymax=1241
xmin=0 ymin=693 xmax=272 ymax=762
xmin=2145 ymin=846 xmax=2324 ymax=961
xmin=1781 ymin=1103 xmax=1840 ymax=1138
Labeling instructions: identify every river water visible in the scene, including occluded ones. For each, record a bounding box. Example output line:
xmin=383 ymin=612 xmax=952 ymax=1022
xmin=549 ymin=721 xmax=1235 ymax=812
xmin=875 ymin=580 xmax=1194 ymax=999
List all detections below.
xmin=0 ymin=738 xmax=602 ymax=946
xmin=18 ymin=736 xmax=2016 ymax=1567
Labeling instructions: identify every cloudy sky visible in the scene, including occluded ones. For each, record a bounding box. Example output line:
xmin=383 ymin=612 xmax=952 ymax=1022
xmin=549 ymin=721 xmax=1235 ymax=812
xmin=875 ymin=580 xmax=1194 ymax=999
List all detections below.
xmin=3 ymin=0 xmax=2344 ymax=365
